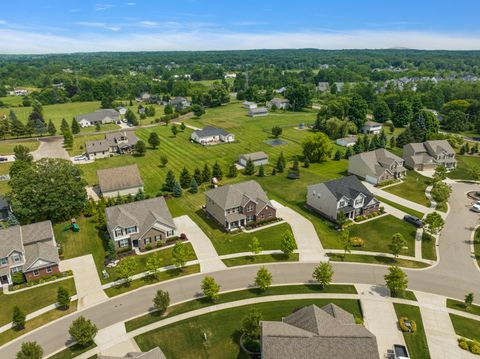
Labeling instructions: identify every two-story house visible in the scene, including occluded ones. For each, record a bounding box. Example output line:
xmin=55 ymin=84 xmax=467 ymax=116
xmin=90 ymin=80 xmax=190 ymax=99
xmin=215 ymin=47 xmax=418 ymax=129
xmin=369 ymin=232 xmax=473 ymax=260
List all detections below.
xmin=205 ymin=180 xmax=276 ymax=230
xmin=0 ymin=221 xmax=59 ymax=285
xmin=169 ymin=96 xmax=191 ymax=111
xmin=360 ymin=121 xmax=382 ymax=135
xmin=307 ymin=175 xmax=379 ymax=221
xmin=105 ymin=197 xmax=177 ymax=250
xmin=348 ymin=148 xmax=407 ymax=185
xmin=403 ymin=140 xmax=457 ymax=171
xmin=85 ymin=131 xmax=138 ymax=160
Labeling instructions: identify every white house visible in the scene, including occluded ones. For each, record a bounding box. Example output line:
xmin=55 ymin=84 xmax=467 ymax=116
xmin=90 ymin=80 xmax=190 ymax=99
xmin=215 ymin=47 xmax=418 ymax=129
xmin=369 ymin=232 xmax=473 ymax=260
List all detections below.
xmin=336 ymin=137 xmax=357 ymax=147
xmin=191 ymin=126 xmax=235 ymax=145
xmin=239 ymin=152 xmax=269 ymax=167
xmin=224 ymin=73 xmax=237 ymax=79
xmin=248 ymin=107 xmax=269 ymax=117
xmin=361 ymin=121 xmax=382 ymax=135
xmin=243 ymin=101 xmax=257 ymax=110
xmin=268 ymin=98 xmax=289 ymax=110
xmin=75 ymin=109 xmax=120 ymax=128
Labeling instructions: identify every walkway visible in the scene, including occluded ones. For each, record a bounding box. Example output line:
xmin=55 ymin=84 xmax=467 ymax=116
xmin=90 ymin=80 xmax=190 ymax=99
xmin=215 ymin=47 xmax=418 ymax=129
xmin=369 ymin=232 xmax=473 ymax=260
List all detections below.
xmin=173 ymin=215 xmax=226 ymax=273
xmin=60 ymin=255 xmax=108 ymax=310
xmin=425 ymin=184 xmax=438 ymax=209
xmin=32 ymin=137 xmax=69 ymax=161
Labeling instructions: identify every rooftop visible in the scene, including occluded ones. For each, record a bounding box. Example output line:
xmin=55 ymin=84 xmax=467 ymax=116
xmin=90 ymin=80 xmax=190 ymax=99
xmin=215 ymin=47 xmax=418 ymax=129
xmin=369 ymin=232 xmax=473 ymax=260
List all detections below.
xmin=97 ymin=164 xmax=143 ymax=193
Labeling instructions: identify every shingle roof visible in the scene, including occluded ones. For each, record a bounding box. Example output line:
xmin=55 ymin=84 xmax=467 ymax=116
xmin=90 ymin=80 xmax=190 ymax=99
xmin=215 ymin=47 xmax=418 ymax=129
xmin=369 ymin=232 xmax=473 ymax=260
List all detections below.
xmin=97 ymin=165 xmax=143 ymax=193
xmin=363 ymin=120 xmax=382 ymax=127
xmin=76 ymin=109 xmax=120 ymax=122
xmin=249 ymin=107 xmax=268 ymax=114
xmin=350 ymin=149 xmax=403 ymax=177
xmin=0 ymin=226 xmax=23 ymax=258
xmin=20 ymin=221 xmax=54 ymax=245
xmin=85 ymin=140 xmax=110 ymax=154
xmin=424 ymin=140 xmax=455 ymax=155
xmin=105 ymin=131 xmax=138 ymax=146
xmin=24 ymin=241 xmax=60 ymax=270
xmin=240 ymin=151 xmax=268 ymax=161
xmin=309 ymin=175 xmax=374 ymax=201
xmin=193 ymin=126 xmax=230 ymax=138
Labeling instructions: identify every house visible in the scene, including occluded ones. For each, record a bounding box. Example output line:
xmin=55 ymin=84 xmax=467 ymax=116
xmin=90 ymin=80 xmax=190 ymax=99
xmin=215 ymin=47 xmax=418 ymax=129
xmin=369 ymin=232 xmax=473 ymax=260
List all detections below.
xmin=268 ymin=98 xmax=289 ymax=110
xmin=361 ymin=121 xmax=382 ymax=135
xmin=224 ymin=73 xmax=237 ymax=79
xmin=0 ymin=221 xmax=59 ymax=285
xmin=307 ymin=175 xmax=380 ymax=221
xmin=248 ymin=107 xmax=269 ymax=117
xmin=275 ymin=86 xmax=286 ymax=94
xmin=75 ymin=109 xmax=120 ymax=128
xmin=85 ymin=131 xmax=138 ymax=160
xmin=403 ymin=140 xmax=457 ymax=171
xmin=205 ymin=180 xmax=276 ymax=230
xmin=105 ymin=197 xmax=176 ymax=250
xmin=317 ymin=82 xmax=329 ymax=92
xmin=169 ymin=96 xmax=191 ymax=111
xmin=98 ymin=348 xmax=166 ymax=359
xmin=117 ymin=106 xmax=127 ymax=116
xmin=261 ymin=304 xmax=379 ymax=359
xmin=239 ymin=152 xmax=269 ymax=167
xmin=336 ymin=136 xmax=357 ymax=147
xmin=13 ymin=88 xmax=28 ymax=96
xmin=242 ymin=101 xmax=257 ymax=110
xmin=0 ymin=196 xmax=10 ymax=221
xmin=97 ymin=164 xmax=144 ymax=198
xmin=191 ymin=126 xmax=235 ymax=145
xmin=348 ymin=148 xmax=407 ymax=185
xmin=334 ymin=82 xmax=345 ymax=92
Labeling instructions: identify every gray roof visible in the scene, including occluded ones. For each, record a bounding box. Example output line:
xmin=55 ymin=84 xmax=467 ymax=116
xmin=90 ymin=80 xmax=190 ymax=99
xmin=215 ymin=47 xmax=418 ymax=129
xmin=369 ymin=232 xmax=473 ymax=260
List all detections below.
xmin=240 ymin=151 xmax=268 ymax=161
xmin=270 ymin=98 xmax=289 ymax=104
xmin=261 ymin=304 xmax=379 ymax=359
xmin=0 ymin=226 xmax=23 ymax=258
xmin=205 ymin=180 xmax=272 ymax=213
xmin=99 ymin=348 xmax=166 ymax=359
xmin=76 ymin=109 xmax=120 ymax=122
xmin=21 ymin=221 xmax=55 ymax=245
xmin=105 ymin=131 xmax=138 ymax=146
xmin=363 ymin=120 xmax=382 ymax=127
xmin=350 ymin=149 xmax=404 ymax=177
xmin=97 ymin=165 xmax=144 ymax=193
xmin=404 ymin=142 xmax=426 ymax=154
xmin=86 ymin=131 xmax=138 ymax=154
xmin=170 ymin=96 xmax=188 ymax=105
xmin=249 ymin=107 xmax=268 ymax=114
xmin=424 ymin=140 xmax=455 ymax=155
xmin=309 ymin=175 xmax=375 ymax=202
xmin=85 ymin=139 xmax=110 ymax=154
xmin=24 ymin=241 xmax=60 ymax=270
xmin=106 ymin=197 xmax=176 ymax=240
xmin=193 ymin=126 xmax=230 ymax=138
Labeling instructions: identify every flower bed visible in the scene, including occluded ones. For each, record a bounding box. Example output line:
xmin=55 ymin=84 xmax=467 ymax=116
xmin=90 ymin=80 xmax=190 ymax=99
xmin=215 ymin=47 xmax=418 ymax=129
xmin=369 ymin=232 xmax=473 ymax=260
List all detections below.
xmin=399 ymin=317 xmax=417 ymax=333
xmin=354 ymin=208 xmax=385 ymax=223
xmin=377 ymin=179 xmax=401 ymax=188
xmin=244 ymin=217 xmax=283 ymax=230
xmin=139 ymin=234 xmax=188 ymax=252
xmin=10 ymin=270 xmax=73 ymax=291
xmin=458 ymin=337 xmax=480 ymax=355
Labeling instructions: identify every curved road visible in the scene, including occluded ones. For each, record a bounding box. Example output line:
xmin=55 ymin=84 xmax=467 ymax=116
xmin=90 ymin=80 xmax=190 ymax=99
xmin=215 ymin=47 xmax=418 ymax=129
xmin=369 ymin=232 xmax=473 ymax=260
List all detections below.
xmin=1 ymin=182 xmax=479 ymax=358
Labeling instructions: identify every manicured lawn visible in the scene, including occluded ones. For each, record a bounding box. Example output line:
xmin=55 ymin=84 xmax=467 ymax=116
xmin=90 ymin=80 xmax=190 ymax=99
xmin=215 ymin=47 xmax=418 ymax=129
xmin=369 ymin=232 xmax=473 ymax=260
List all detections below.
xmin=447 ymin=299 xmax=480 ymax=317
xmin=449 ymin=155 xmax=480 ymax=180
xmin=349 ymin=215 xmax=417 ymax=256
xmin=384 ymin=171 xmax=431 ymax=207
xmin=0 ymin=278 xmax=76 ymax=326
xmin=327 ymin=253 xmax=429 ymax=269
xmin=422 ymin=235 xmax=437 ymax=261
xmin=134 ymin=299 xmax=363 ymax=359
xmin=222 ymin=253 xmax=299 ymax=267
xmin=450 ymin=314 xmax=480 ymax=342
xmin=474 ymin=227 xmax=480 ymax=269
xmin=393 ymin=303 xmax=431 ymax=359
xmin=376 ymin=195 xmax=425 ymax=219
xmin=0 ymin=162 xmax=12 ymax=195
xmin=0 ymin=140 xmax=39 ymax=154
xmin=126 ymin=284 xmax=357 ymax=332
xmin=396 ymin=290 xmax=418 ymax=301
xmin=49 ymin=343 xmax=96 ymax=359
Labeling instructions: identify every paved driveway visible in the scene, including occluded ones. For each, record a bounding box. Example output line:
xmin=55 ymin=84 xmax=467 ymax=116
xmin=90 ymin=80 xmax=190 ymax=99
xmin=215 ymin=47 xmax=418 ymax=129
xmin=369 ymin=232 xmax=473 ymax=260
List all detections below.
xmin=32 ymin=137 xmax=69 ymax=161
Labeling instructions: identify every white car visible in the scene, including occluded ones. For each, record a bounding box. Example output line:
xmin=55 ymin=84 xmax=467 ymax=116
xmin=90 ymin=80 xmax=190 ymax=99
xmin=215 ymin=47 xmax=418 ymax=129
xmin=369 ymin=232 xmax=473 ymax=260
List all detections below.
xmin=472 ymin=203 xmax=480 ymax=213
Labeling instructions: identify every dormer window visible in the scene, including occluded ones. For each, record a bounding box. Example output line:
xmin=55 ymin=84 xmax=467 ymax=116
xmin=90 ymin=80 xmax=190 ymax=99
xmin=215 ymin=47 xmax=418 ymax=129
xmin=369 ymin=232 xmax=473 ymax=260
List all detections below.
xmin=247 ymin=205 xmax=254 ymax=212
xmin=339 ymin=201 xmax=346 ymax=207
xmin=115 ymin=228 xmax=124 ymax=237
xmin=126 ymin=226 xmax=137 ymax=234
xmin=0 ymin=257 xmax=7 ymax=266
xmin=12 ymin=254 xmax=22 ymax=263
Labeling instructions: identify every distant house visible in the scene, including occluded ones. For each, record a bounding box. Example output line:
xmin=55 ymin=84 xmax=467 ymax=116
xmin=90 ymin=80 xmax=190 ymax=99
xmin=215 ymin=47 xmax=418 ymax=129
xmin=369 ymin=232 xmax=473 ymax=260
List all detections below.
xmin=348 ymin=148 xmax=406 ymax=185
xmin=75 ymin=109 xmax=120 ymax=128
xmin=97 ymin=164 xmax=144 ymax=198
xmin=307 ymin=175 xmax=379 ymax=221
xmin=224 ymin=73 xmax=237 ymax=79
xmin=261 ymin=304 xmax=379 ymax=359
xmin=106 ymin=197 xmax=176 ymax=250
xmin=248 ymin=107 xmax=269 ymax=117
xmin=117 ymin=106 xmax=127 ymax=116
xmin=0 ymin=196 xmax=10 ymax=221
xmin=361 ymin=121 xmax=382 ymax=135
xmin=13 ymin=88 xmax=28 ymax=96
xmin=98 ymin=348 xmax=166 ymax=359
xmin=403 ymin=140 xmax=457 ymax=171
xmin=169 ymin=96 xmax=191 ymax=111
xmin=334 ymin=82 xmax=345 ymax=92
xmin=317 ymin=82 xmax=329 ymax=92
xmin=275 ymin=86 xmax=287 ymax=94
xmin=242 ymin=101 xmax=257 ymax=110
xmin=0 ymin=221 xmax=59 ymax=285
xmin=239 ymin=151 xmax=269 ymax=167
xmin=191 ymin=126 xmax=235 ymax=145
xmin=335 ymin=136 xmax=357 ymax=147
xmin=268 ymin=98 xmax=289 ymax=110
xmin=205 ymin=180 xmax=276 ymax=230
xmin=85 ymin=131 xmax=138 ymax=160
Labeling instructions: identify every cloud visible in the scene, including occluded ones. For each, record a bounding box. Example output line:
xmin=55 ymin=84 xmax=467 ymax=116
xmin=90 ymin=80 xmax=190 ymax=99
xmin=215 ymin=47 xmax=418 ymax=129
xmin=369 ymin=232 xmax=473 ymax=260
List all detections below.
xmin=70 ymin=9 xmax=81 ymax=13
xmin=94 ymin=4 xmax=113 ymax=11
xmin=75 ymin=21 xmax=120 ymax=32
xmin=138 ymin=20 xmax=160 ymax=28
xmin=231 ymin=21 xmax=270 ymax=26
xmin=125 ymin=2 xmax=136 ymax=5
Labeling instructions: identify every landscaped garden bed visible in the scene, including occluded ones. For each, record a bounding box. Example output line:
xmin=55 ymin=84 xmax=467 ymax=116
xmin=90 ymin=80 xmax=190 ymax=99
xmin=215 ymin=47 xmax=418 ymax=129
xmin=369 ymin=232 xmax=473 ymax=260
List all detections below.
xmin=9 ymin=270 xmax=73 ymax=291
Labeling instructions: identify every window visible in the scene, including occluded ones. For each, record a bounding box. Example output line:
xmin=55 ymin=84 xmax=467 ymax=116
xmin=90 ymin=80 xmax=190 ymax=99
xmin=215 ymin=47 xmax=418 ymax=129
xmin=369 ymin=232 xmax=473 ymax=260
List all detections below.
xmin=154 ymin=235 xmax=161 ymax=242
xmin=33 ymin=269 xmax=39 ymax=276
xmin=267 ymin=212 xmax=273 ymax=218
xmin=339 ymin=201 xmax=346 ymax=208
xmin=247 ymin=215 xmax=255 ymax=222
xmin=0 ymin=257 xmax=7 ymax=266
xmin=144 ymin=238 xmax=151 ymax=245
xmin=118 ymin=239 xmax=129 ymax=248
xmin=167 ymin=230 xmax=174 ymax=237
xmin=355 ymin=198 xmax=363 ymax=205
xmin=115 ymin=228 xmax=123 ymax=237
xmin=247 ymin=205 xmax=254 ymax=212
xmin=11 ymin=266 xmax=22 ymax=273
xmin=12 ymin=254 xmax=22 ymax=263
xmin=46 ymin=266 xmax=52 ymax=273
xmin=126 ymin=226 xmax=137 ymax=234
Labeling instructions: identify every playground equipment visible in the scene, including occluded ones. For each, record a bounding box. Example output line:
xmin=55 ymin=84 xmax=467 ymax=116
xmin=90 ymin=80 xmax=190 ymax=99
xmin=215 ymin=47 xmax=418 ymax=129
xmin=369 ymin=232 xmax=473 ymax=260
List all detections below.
xmin=63 ymin=218 xmax=80 ymax=232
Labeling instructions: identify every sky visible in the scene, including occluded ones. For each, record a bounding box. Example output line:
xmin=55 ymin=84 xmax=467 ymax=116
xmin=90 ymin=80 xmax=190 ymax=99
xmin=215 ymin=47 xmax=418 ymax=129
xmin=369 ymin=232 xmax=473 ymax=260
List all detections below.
xmin=1 ymin=0 xmax=480 ymax=53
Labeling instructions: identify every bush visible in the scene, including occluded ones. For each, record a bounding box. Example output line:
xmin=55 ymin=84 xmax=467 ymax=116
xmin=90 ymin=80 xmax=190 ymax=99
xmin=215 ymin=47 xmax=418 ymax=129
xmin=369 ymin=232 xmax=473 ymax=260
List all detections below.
xmin=180 ymin=233 xmax=188 ymax=240
xmin=459 ymin=338 xmax=469 ymax=350
xmin=144 ymin=244 xmax=152 ymax=251
xmin=12 ymin=271 xmax=25 ymax=285
xmin=350 ymin=237 xmax=364 ymax=247
xmin=399 ymin=317 xmax=416 ymax=333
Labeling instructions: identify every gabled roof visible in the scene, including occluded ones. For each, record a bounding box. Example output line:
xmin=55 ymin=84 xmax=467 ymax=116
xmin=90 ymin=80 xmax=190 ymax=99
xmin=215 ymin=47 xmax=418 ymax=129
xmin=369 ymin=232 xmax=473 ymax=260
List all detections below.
xmin=350 ymin=149 xmax=403 ymax=177
xmin=85 ymin=140 xmax=110 ymax=154
xmin=309 ymin=175 xmax=374 ymax=202
xmin=105 ymin=131 xmax=138 ymax=146
xmin=21 ymin=221 xmax=55 ymax=245
xmin=240 ymin=151 xmax=268 ymax=161
xmin=363 ymin=120 xmax=382 ymax=127
xmin=193 ymin=126 xmax=231 ymax=138
xmin=23 ymin=241 xmax=60 ymax=270
xmin=75 ymin=109 xmax=120 ymax=122
xmin=424 ymin=140 xmax=455 ymax=155
xmin=97 ymin=165 xmax=144 ymax=193
xmin=0 ymin=226 xmax=23 ymax=258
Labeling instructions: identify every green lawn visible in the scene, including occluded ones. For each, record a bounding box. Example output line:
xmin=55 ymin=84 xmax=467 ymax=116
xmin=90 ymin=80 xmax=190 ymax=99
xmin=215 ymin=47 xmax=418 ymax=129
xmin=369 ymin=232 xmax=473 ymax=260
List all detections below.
xmin=474 ymin=227 xmax=480 ymax=268
xmin=0 ymin=140 xmax=39 ymax=154
xmin=134 ymin=299 xmax=363 ymax=359
xmin=384 ymin=171 xmax=431 ymax=207
xmin=222 ymin=253 xmax=299 ymax=267
xmin=422 ymin=235 xmax=437 ymax=261
xmin=0 ymin=278 xmax=76 ymax=326
xmin=449 ymin=155 xmax=480 ymax=180
xmin=393 ymin=303 xmax=431 ymax=359
xmin=126 ymin=284 xmax=357 ymax=332
xmin=447 ymin=299 xmax=480 ymax=317
xmin=450 ymin=314 xmax=480 ymax=342
xmin=48 ymin=344 xmax=96 ymax=359
xmin=376 ymin=195 xmax=425 ymax=219
xmin=0 ymin=162 xmax=12 ymax=195
xmin=327 ymin=253 xmax=429 ymax=268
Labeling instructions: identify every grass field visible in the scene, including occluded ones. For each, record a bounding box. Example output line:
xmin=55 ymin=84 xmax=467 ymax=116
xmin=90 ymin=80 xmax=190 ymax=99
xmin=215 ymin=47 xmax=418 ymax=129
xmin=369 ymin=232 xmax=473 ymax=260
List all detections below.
xmin=384 ymin=171 xmax=431 ymax=207
xmin=450 ymin=314 xmax=480 ymax=342
xmin=134 ymin=299 xmax=363 ymax=359
xmin=0 ymin=140 xmax=39 ymax=154
xmin=449 ymin=155 xmax=480 ymax=180
xmin=376 ymin=195 xmax=425 ymax=219
xmin=327 ymin=253 xmax=429 ymax=268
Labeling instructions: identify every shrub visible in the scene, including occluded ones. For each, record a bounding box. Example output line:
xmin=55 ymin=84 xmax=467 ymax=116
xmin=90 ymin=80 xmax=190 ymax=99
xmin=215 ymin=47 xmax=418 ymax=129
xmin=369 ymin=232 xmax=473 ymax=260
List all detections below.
xmin=180 ymin=233 xmax=188 ymax=240
xmin=12 ymin=271 xmax=25 ymax=285
xmin=459 ymin=338 xmax=469 ymax=350
xmin=472 ymin=343 xmax=480 ymax=355
xmin=144 ymin=244 xmax=152 ymax=251
xmin=350 ymin=237 xmax=364 ymax=247
xmin=399 ymin=317 xmax=416 ymax=333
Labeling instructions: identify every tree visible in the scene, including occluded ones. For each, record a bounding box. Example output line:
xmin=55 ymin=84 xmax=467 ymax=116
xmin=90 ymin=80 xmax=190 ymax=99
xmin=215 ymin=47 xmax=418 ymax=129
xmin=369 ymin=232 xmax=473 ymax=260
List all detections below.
xmin=69 ymin=316 xmax=98 ymax=347
xmin=9 ymin=159 xmax=87 ymax=223
xmin=374 ymin=99 xmax=391 ymax=123
xmin=171 ymin=124 xmax=178 ymax=137
xmin=228 ymin=162 xmax=238 ymax=178
xmin=336 ymin=210 xmax=347 ymax=229
xmin=280 ymin=230 xmax=296 ymax=257
xmin=347 ymin=94 xmax=368 ymax=129
xmin=146 ymin=253 xmax=163 ymax=278
xmin=63 ymin=127 xmax=73 ymax=148
xmin=153 ymin=290 xmax=170 ymax=315
xmin=160 ymin=155 xmax=168 ymax=167
xmin=190 ymin=177 xmax=198 ymax=193
xmin=116 ymin=257 xmax=138 ymax=284
xmin=164 ymin=104 xmax=173 ymax=115
xmin=60 ymin=118 xmax=69 ymax=134
xmin=180 ymin=122 xmax=186 ymax=131
xmin=285 ymin=84 xmax=312 ymax=111
xmin=10 ymin=114 xmax=25 ymax=138
xmin=148 ymin=132 xmax=160 ymax=149
xmin=465 ymin=293 xmax=474 ymax=310
xmin=95 ymin=122 xmax=101 ymax=132
xmin=125 ymin=109 xmax=138 ymax=125
xmin=292 ymin=156 xmax=299 ymax=171
xmin=172 ymin=181 xmax=182 ymax=197
xmin=71 ymin=118 xmax=80 ymax=134
xmin=212 ymin=161 xmax=223 ymax=180
xmin=258 ymin=164 xmax=265 ymax=177
xmin=13 ymin=145 xmax=33 ymax=162
xmin=135 ymin=140 xmax=146 ymax=156
xmin=7 ymin=212 xmax=20 ymax=227
xmin=304 ymin=156 xmax=310 ymax=168
xmin=201 ymin=276 xmax=220 ymax=302
xmin=338 ymin=229 xmax=352 ymax=259
xmin=241 ymin=310 xmax=262 ymax=339
xmin=16 ymin=341 xmax=43 ymax=359
xmin=392 ymin=101 xmax=412 ymax=127
xmin=468 ymin=166 xmax=480 ymax=181
xmin=12 ymin=306 xmax=26 ymax=330
xmin=432 ymin=165 xmax=447 ymax=182
xmin=191 ymin=104 xmax=205 ymax=117
xmin=47 ymin=120 xmax=56 ymax=136
xmin=384 ymin=266 xmax=408 ymax=297
xmin=255 ymin=267 xmax=272 ymax=291
xmin=302 ymin=133 xmax=333 ymax=162
xmin=172 ymin=241 xmax=189 ymax=268
xmin=244 ymin=158 xmax=255 ymax=175
xmin=389 ymin=233 xmax=407 ymax=259
xmin=179 ymin=167 xmax=192 ymax=189
xmin=249 ymin=237 xmax=262 ymax=256
xmin=431 ymin=182 xmax=452 ymax=204
xmin=272 ymin=126 xmax=283 ymax=138
xmin=334 ymin=149 xmax=342 ymax=161
xmin=57 ymin=286 xmax=71 ymax=310
xmin=312 ymin=262 xmax=333 ymax=289
xmin=193 ymin=167 xmax=203 ymax=183
xmin=423 ymin=211 xmax=445 ymax=236
xmin=163 ymin=170 xmax=176 ymax=192
xmin=202 ymin=163 xmax=212 ymax=183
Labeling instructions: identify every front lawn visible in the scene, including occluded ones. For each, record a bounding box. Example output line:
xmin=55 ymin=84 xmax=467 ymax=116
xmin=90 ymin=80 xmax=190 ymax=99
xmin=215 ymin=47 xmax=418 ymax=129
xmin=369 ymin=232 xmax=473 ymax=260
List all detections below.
xmin=48 ymin=343 xmax=96 ymax=359
xmin=222 ymin=253 xmax=299 ymax=267
xmin=0 ymin=140 xmax=39 ymax=154
xmin=376 ymin=195 xmax=424 ymax=219
xmin=447 ymin=299 xmax=480 ymax=317
xmin=134 ymin=299 xmax=363 ymax=359
xmin=384 ymin=171 xmax=430 ymax=207
xmin=327 ymin=254 xmax=429 ymax=268
xmin=421 ymin=234 xmax=437 ymax=261
xmin=449 ymin=155 xmax=480 ymax=180
xmin=450 ymin=314 xmax=480 ymax=342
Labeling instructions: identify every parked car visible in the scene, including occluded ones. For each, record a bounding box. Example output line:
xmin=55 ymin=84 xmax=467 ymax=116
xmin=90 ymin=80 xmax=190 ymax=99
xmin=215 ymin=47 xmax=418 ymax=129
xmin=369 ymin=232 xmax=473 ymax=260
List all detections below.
xmin=472 ymin=203 xmax=480 ymax=213
xmin=403 ymin=215 xmax=423 ymax=228
xmin=74 ymin=154 xmax=88 ymax=161
xmin=0 ymin=157 xmax=8 ymax=162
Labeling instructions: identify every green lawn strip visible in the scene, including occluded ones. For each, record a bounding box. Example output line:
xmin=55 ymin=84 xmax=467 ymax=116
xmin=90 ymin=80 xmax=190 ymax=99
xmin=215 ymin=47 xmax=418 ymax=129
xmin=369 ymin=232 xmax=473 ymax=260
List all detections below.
xmin=474 ymin=227 xmax=480 ymax=269
xmin=396 ymin=290 xmax=418 ymax=301
xmin=421 ymin=235 xmax=437 ymax=261
xmin=376 ymin=195 xmax=425 ymax=219
xmin=0 ymin=278 xmax=76 ymax=326
xmin=134 ymin=299 xmax=363 ymax=359
xmin=222 ymin=253 xmax=299 ymax=267
xmin=447 ymin=299 xmax=480 ymax=317
xmin=327 ymin=253 xmax=429 ymax=269
xmin=104 ymin=265 xmax=201 ymax=297
xmin=449 ymin=155 xmax=480 ymax=180
xmin=0 ymin=162 xmax=12 ymax=194
xmin=48 ymin=343 xmax=97 ymax=359
xmin=384 ymin=171 xmax=431 ymax=207
xmin=450 ymin=314 xmax=480 ymax=342
xmin=126 ymin=284 xmax=357 ymax=332
xmin=0 ymin=301 xmax=78 ymax=346
xmin=393 ymin=303 xmax=431 ymax=359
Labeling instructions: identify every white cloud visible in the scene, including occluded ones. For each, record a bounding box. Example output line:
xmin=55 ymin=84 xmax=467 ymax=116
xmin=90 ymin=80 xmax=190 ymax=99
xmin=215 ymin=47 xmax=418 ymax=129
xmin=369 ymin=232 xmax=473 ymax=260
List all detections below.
xmin=125 ymin=2 xmax=136 ymax=5
xmin=0 ymin=20 xmax=6 ymax=25
xmin=138 ymin=20 xmax=160 ymax=28
xmin=75 ymin=22 xmax=120 ymax=32
xmin=94 ymin=4 xmax=113 ymax=11
xmin=0 ymin=28 xmax=480 ymax=53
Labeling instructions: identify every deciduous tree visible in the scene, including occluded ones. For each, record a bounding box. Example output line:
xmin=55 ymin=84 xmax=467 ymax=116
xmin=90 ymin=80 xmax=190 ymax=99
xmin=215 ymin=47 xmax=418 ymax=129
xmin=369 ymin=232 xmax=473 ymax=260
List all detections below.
xmin=312 ymin=262 xmax=333 ymax=289
xmin=68 ymin=316 xmax=98 ymax=347
xmin=254 ymin=267 xmax=272 ymax=291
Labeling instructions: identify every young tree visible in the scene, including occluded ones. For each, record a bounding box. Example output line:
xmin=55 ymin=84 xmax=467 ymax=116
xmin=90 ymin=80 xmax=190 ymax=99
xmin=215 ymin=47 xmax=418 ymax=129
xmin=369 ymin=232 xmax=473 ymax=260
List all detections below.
xmin=193 ymin=166 xmax=202 ymax=184
xmin=272 ymin=126 xmax=283 ymax=138
xmin=12 ymin=306 xmax=26 ymax=330
xmin=172 ymin=241 xmax=189 ymax=268
xmin=303 ymin=156 xmax=310 ymax=168
xmin=249 ymin=237 xmax=262 ymax=256
xmin=95 ymin=122 xmax=101 ymax=132
xmin=191 ymin=104 xmax=205 ymax=117
xmin=180 ymin=122 xmax=186 ymax=131
xmin=135 ymin=140 xmax=146 ymax=156
xmin=389 ymin=233 xmax=407 ymax=259
xmin=47 ymin=120 xmax=56 ymax=136
xmin=244 ymin=158 xmax=255 ymax=175
xmin=465 ymin=293 xmax=474 ymax=310
xmin=202 ymin=163 xmax=212 ymax=183
xmin=148 ymin=132 xmax=160 ymax=149
xmin=423 ymin=211 xmax=445 ymax=236
xmin=164 ymin=104 xmax=173 ymax=115
xmin=13 ymin=145 xmax=33 ymax=163
xmin=312 ymin=262 xmax=334 ymax=289
xmin=60 ymin=118 xmax=69 ymax=134
xmin=258 ymin=164 xmax=265 ymax=177
xmin=153 ymin=290 xmax=170 ymax=315
xmin=179 ymin=167 xmax=192 ymax=188
xmin=190 ymin=177 xmax=199 ymax=193
xmin=201 ymin=276 xmax=220 ymax=302
xmin=71 ymin=118 xmax=80 ymax=134
xmin=160 ymin=155 xmax=168 ymax=167
xmin=276 ymin=152 xmax=286 ymax=172
xmin=146 ymin=253 xmax=163 ymax=278
xmin=384 ymin=266 xmax=408 ymax=297
xmin=281 ymin=230 xmax=296 ymax=257
xmin=336 ymin=210 xmax=347 ymax=229
xmin=171 ymin=124 xmax=178 ymax=137
xmin=172 ymin=181 xmax=182 ymax=197
xmin=241 ymin=310 xmax=262 ymax=339
xmin=163 ymin=170 xmax=176 ymax=192
xmin=212 ymin=161 xmax=223 ymax=180
xmin=334 ymin=149 xmax=342 ymax=161
xmin=69 ymin=316 xmax=98 ymax=347
xmin=432 ymin=165 xmax=447 ymax=182
xmin=302 ymin=133 xmax=333 ymax=162
xmin=63 ymin=127 xmax=73 ymax=148
xmin=254 ymin=267 xmax=272 ymax=291
xmin=16 ymin=341 xmax=43 ymax=359
xmin=57 ymin=286 xmax=71 ymax=310
xmin=338 ymin=229 xmax=352 ymax=259
xmin=228 ymin=162 xmax=238 ymax=178
xmin=431 ymin=182 xmax=452 ymax=204
xmin=116 ymin=257 xmax=138 ymax=285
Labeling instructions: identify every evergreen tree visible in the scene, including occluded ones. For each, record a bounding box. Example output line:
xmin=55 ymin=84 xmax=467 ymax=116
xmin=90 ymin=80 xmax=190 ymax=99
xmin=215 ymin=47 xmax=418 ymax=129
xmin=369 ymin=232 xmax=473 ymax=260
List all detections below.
xmin=389 ymin=136 xmax=396 ymax=149
xmin=244 ymin=158 xmax=255 ymax=175
xmin=172 ymin=182 xmax=182 ymax=197
xmin=7 ymin=212 xmax=20 ymax=227
xmin=63 ymin=128 xmax=73 ymax=148
xmin=276 ymin=152 xmax=286 ymax=172
xmin=95 ymin=122 xmax=101 ymax=132
xmin=10 ymin=115 xmax=25 ymax=138
xmin=60 ymin=118 xmax=69 ymax=134
xmin=202 ymin=163 xmax=212 ymax=183
xmin=171 ymin=124 xmax=178 ymax=137
xmin=303 ymin=156 xmax=310 ymax=168
xmin=12 ymin=306 xmax=26 ymax=330
xmin=163 ymin=170 xmax=176 ymax=192
xmin=179 ymin=167 xmax=192 ymax=188
xmin=47 ymin=120 xmax=56 ymax=135
xmin=258 ymin=164 xmax=265 ymax=177
xmin=345 ymin=146 xmax=353 ymax=158
xmin=190 ymin=177 xmax=198 ymax=193
xmin=334 ymin=150 xmax=342 ymax=160
xmin=228 ymin=162 xmax=238 ymax=178
xmin=212 ymin=161 xmax=223 ymax=180
xmin=71 ymin=118 xmax=80 ymax=134
xmin=193 ymin=167 xmax=203 ymax=183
